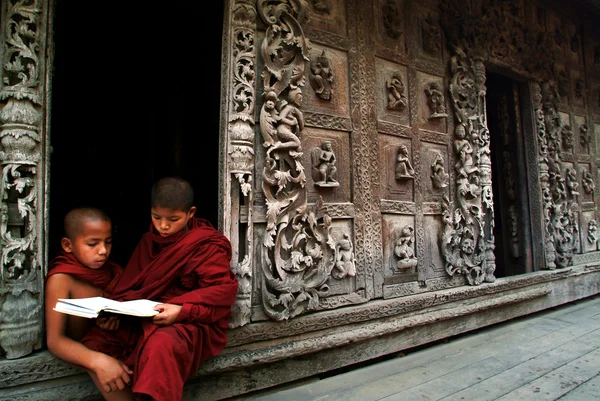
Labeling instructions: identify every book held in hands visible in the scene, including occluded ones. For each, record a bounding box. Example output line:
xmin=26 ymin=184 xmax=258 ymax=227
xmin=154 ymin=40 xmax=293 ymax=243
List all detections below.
xmin=54 ymin=296 xmax=161 ymax=319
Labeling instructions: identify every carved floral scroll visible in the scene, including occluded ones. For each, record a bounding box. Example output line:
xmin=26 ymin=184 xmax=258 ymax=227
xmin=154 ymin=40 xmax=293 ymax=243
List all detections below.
xmin=258 ymin=0 xmax=346 ymax=321
xmin=0 ymin=0 xmax=47 ymax=359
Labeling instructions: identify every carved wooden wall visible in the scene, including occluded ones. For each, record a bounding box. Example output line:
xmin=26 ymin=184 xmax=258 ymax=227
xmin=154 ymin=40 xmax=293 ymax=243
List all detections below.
xmin=1 ymin=0 xmax=600 ymax=371
xmin=221 ymin=0 xmax=600 ymax=331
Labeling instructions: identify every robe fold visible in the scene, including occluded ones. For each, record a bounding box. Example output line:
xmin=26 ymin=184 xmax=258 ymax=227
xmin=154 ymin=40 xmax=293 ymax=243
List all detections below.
xmin=81 ymin=217 xmax=238 ymax=401
xmin=46 ymin=251 xmax=123 ymax=291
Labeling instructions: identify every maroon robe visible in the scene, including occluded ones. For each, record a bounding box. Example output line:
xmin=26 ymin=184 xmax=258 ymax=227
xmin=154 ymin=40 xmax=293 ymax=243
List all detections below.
xmin=46 ymin=251 xmax=123 ymax=291
xmin=81 ymin=217 xmax=238 ymax=401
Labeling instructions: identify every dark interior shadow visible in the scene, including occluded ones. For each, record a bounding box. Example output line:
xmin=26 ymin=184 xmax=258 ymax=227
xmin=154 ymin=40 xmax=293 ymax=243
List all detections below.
xmin=49 ymin=2 xmax=223 ymax=266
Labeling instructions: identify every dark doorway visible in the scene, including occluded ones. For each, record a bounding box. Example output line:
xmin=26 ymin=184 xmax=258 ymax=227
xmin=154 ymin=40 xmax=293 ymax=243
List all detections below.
xmin=486 ymin=72 xmax=533 ymax=277
xmin=49 ymin=2 xmax=224 ymax=266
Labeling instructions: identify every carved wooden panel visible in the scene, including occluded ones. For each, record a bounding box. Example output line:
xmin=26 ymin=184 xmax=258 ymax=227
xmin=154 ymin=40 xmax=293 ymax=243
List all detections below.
xmin=379 ymin=135 xmax=414 ymax=202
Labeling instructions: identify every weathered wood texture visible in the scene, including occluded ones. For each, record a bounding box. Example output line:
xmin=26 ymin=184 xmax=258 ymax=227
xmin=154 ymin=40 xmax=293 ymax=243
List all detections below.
xmin=230 ymin=293 xmax=600 ymax=401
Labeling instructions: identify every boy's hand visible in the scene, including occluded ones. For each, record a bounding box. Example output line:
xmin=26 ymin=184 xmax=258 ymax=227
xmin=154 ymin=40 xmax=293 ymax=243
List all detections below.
xmin=152 ymin=303 xmax=182 ymax=326
xmin=96 ymin=315 xmax=120 ymax=331
xmin=92 ymin=353 xmax=132 ymax=393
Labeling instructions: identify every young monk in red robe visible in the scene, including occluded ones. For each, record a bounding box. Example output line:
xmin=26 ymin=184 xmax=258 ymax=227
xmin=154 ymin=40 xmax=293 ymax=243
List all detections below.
xmin=45 ymin=207 xmax=133 ymax=394
xmin=82 ymin=177 xmax=239 ymax=401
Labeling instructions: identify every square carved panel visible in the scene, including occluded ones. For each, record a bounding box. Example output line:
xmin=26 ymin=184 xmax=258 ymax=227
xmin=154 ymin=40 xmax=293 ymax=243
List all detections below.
xmin=375 ymin=58 xmax=410 ymax=126
xmin=302 ymin=128 xmax=351 ymax=204
xmin=303 ymin=44 xmax=350 ymax=118
xmin=379 ymin=134 xmax=414 ymax=202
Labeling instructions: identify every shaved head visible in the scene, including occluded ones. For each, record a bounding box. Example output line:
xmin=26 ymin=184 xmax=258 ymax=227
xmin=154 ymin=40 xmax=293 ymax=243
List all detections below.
xmin=151 ymin=177 xmax=194 ymax=211
xmin=64 ymin=207 xmax=111 ymax=240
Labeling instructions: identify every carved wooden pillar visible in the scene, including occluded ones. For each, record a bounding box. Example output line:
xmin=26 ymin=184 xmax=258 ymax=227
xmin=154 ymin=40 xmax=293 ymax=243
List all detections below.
xmin=0 ymin=0 xmax=51 ymax=359
xmin=222 ymin=0 xmax=258 ymax=328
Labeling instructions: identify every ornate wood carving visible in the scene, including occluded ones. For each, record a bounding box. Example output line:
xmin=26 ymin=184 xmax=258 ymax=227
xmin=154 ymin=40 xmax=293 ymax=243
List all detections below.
xmin=309 ymin=50 xmax=334 ymax=100
xmin=258 ymin=0 xmax=351 ymax=321
xmin=227 ymin=0 xmax=258 ymax=328
xmin=0 ymin=0 xmax=47 ymax=359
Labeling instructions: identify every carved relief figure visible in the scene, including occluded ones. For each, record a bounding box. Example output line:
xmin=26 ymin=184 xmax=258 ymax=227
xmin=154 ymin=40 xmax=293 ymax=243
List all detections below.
xmin=557 ymin=70 xmax=569 ymax=97
xmin=312 ymin=141 xmax=339 ymax=187
xmin=333 ymin=233 xmax=356 ymax=279
xmin=421 ymin=14 xmax=441 ymax=54
xmin=561 ymin=125 xmax=573 ymax=151
xmin=582 ymin=170 xmax=595 ymax=194
xmin=579 ymin=123 xmax=590 ymax=150
xmin=425 ymin=82 xmax=448 ymax=119
xmin=454 ymin=124 xmax=478 ymax=178
xmin=431 ymin=152 xmax=449 ymax=189
xmin=309 ymin=50 xmax=334 ymax=100
xmin=575 ymin=79 xmax=584 ymax=99
xmin=382 ymin=0 xmax=403 ymax=40
xmin=395 ymin=144 xmax=415 ymax=180
xmin=588 ymin=220 xmax=598 ymax=245
xmin=565 ymin=167 xmax=580 ymax=197
xmin=311 ymin=0 xmax=331 ymax=12
xmin=394 ymin=226 xmax=418 ymax=273
xmin=270 ymin=88 xmax=304 ymax=155
xmin=386 ymin=71 xmax=407 ymax=111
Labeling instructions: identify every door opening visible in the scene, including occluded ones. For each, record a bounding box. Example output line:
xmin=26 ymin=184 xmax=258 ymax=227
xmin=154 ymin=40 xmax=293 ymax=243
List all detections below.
xmin=486 ymin=72 xmax=533 ymax=277
xmin=49 ymin=2 xmax=224 ymax=266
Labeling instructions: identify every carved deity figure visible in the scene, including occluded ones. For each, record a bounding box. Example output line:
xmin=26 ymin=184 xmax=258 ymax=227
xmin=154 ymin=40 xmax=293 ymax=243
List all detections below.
xmin=431 ymin=152 xmax=449 ymax=189
xmin=565 ymin=167 xmax=580 ymax=197
xmin=394 ymin=226 xmax=418 ymax=273
xmin=386 ymin=71 xmax=407 ymax=111
xmin=309 ymin=50 xmax=334 ymax=100
xmin=579 ymin=123 xmax=590 ymax=150
xmin=333 ymin=233 xmax=356 ymax=279
xmin=583 ymin=170 xmax=595 ymax=194
xmin=270 ymin=88 xmax=304 ymax=155
xmin=421 ymin=14 xmax=441 ymax=54
xmin=395 ymin=144 xmax=415 ymax=180
xmin=561 ymin=125 xmax=574 ymax=151
xmin=382 ymin=0 xmax=403 ymax=39
xmin=312 ymin=141 xmax=339 ymax=187
xmin=425 ymin=82 xmax=448 ymax=119
xmin=454 ymin=124 xmax=478 ymax=178
xmin=588 ymin=220 xmax=598 ymax=245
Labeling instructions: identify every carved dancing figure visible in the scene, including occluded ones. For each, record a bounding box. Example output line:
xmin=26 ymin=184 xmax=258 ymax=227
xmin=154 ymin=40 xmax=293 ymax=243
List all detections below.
xmin=271 ymin=88 xmax=304 ymax=155
xmin=333 ymin=233 xmax=356 ymax=279
xmin=309 ymin=50 xmax=334 ymax=100
xmin=395 ymin=144 xmax=415 ymax=180
xmin=588 ymin=220 xmax=598 ymax=245
xmin=421 ymin=14 xmax=441 ymax=54
xmin=425 ymin=82 xmax=448 ymax=119
xmin=386 ymin=72 xmax=407 ymax=110
xmin=580 ymin=123 xmax=590 ymax=150
xmin=454 ymin=124 xmax=478 ymax=178
xmin=394 ymin=226 xmax=418 ymax=273
xmin=583 ymin=170 xmax=595 ymax=194
xmin=431 ymin=152 xmax=449 ymax=189
xmin=565 ymin=167 xmax=580 ymax=197
xmin=312 ymin=141 xmax=339 ymax=187
xmin=561 ymin=125 xmax=574 ymax=151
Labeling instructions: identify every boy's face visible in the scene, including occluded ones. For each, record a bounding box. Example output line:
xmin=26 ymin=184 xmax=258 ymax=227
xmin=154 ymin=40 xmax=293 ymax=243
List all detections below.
xmin=151 ymin=206 xmax=196 ymax=237
xmin=61 ymin=219 xmax=112 ymax=269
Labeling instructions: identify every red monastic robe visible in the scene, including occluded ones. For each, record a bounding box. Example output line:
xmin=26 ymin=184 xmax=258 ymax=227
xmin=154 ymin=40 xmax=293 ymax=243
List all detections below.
xmin=46 ymin=251 xmax=123 ymax=291
xmin=82 ymin=217 xmax=238 ymax=401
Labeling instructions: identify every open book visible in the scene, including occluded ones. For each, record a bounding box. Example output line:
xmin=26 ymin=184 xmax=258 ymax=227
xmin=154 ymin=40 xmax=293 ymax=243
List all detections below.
xmin=54 ymin=296 xmax=161 ymax=319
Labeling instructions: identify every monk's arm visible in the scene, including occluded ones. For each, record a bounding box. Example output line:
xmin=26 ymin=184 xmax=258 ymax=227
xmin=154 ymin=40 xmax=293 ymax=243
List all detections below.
xmin=45 ymin=275 xmax=130 ymax=379
xmin=175 ymin=245 xmax=239 ymax=324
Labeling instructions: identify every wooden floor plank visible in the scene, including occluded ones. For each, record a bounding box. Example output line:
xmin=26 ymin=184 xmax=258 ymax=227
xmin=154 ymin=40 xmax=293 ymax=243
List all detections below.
xmin=236 ymin=296 xmax=600 ymax=401
xmin=557 ymin=373 xmax=600 ymax=400
xmin=494 ymin=347 xmax=600 ymax=401
xmin=433 ymin=327 xmax=600 ymax=401
xmin=381 ymin=326 xmax=600 ymax=401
